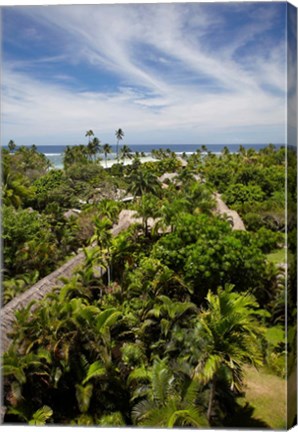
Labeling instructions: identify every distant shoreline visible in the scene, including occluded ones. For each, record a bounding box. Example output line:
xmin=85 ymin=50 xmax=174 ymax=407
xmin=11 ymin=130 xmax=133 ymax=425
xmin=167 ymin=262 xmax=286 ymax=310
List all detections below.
xmin=4 ymin=143 xmax=286 ymax=170
xmin=100 ymin=155 xmax=158 ymax=169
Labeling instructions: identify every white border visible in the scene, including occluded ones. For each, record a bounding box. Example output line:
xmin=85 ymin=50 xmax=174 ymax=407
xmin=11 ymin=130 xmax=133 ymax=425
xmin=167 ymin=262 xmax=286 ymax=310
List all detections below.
xmin=1 ymin=1 xmax=297 ymax=432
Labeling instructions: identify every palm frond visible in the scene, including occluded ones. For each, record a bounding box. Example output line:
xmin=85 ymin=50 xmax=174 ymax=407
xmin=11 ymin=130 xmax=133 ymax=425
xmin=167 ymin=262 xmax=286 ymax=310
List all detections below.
xmin=96 ymin=308 xmax=121 ymax=332
xmin=82 ymin=360 xmax=106 ymax=385
xmin=151 ymin=358 xmax=172 ymax=404
xmin=97 ymin=411 xmax=125 ymax=426
xmin=28 ymin=405 xmax=53 ymax=425
xmin=131 ymin=399 xmax=155 ymax=425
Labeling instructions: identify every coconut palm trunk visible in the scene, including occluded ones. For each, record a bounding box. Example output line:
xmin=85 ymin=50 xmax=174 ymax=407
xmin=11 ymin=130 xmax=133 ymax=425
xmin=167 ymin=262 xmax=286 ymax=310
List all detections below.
xmin=115 ymin=129 xmax=124 ymax=162
xmin=103 ymin=143 xmax=112 ymax=168
xmin=207 ymin=376 xmax=216 ymax=422
xmin=107 ymin=263 xmax=111 ymax=285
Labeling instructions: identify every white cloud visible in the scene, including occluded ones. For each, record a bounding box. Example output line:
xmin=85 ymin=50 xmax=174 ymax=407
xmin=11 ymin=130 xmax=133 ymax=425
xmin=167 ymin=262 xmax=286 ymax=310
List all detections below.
xmin=1 ymin=3 xmax=287 ymax=145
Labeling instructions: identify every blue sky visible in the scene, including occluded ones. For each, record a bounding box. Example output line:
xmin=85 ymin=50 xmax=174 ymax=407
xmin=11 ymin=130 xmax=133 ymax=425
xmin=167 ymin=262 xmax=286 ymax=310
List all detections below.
xmin=1 ymin=2 xmax=287 ymax=146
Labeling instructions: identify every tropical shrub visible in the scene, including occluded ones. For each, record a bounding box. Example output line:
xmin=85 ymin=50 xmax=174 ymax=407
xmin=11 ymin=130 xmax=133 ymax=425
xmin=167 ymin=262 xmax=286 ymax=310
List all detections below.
xmin=2 ymin=206 xmax=59 ymax=277
xmin=7 ymin=145 xmax=52 ymax=182
xmin=152 ymin=214 xmax=267 ymax=303
xmin=242 ymin=212 xmax=264 ymax=231
xmin=1 ymin=143 xmax=289 ymax=428
xmin=252 ymin=227 xmax=284 ymax=254
xmin=223 ymin=183 xmax=265 ymax=208
xmin=32 ymin=169 xmax=65 ymax=210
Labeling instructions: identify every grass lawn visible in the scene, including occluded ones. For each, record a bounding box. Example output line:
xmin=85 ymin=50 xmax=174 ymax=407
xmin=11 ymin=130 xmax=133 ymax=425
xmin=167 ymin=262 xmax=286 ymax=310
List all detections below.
xmin=266 ymin=248 xmax=286 ymax=265
xmin=238 ymin=366 xmax=286 ymax=429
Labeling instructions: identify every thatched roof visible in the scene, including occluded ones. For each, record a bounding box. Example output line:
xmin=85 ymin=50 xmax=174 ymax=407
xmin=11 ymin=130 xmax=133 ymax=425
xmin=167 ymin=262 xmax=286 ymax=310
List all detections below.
xmin=214 ymin=193 xmax=246 ymax=231
xmin=158 ymin=172 xmax=178 ymax=183
xmin=63 ymin=208 xmax=81 ymax=219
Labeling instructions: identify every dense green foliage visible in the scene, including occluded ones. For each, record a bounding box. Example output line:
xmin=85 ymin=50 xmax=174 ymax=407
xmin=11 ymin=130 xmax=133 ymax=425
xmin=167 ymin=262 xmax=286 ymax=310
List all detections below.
xmin=2 ymin=206 xmax=58 ymax=277
xmin=152 ymin=214 xmax=268 ymax=302
xmin=2 ymin=142 xmax=291 ymax=427
xmin=200 ymin=145 xmax=286 ymax=231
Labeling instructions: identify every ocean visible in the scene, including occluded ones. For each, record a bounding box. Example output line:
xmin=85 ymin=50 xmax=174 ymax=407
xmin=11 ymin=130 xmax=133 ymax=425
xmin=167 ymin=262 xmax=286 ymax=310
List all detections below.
xmin=4 ymin=143 xmax=284 ymax=169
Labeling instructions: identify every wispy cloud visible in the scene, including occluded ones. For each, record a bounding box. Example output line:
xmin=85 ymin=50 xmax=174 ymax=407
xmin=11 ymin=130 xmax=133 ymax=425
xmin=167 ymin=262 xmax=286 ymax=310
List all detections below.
xmin=2 ymin=3 xmax=287 ymax=145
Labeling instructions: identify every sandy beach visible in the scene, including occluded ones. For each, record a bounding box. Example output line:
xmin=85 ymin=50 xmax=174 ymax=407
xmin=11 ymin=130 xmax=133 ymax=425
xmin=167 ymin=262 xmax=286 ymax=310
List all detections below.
xmin=99 ymin=155 xmax=157 ymax=169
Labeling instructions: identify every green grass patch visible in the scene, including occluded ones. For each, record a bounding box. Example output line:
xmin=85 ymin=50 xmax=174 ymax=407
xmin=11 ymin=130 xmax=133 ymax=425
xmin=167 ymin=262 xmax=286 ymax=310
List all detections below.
xmin=237 ymin=366 xmax=286 ymax=429
xmin=266 ymin=248 xmax=285 ymax=265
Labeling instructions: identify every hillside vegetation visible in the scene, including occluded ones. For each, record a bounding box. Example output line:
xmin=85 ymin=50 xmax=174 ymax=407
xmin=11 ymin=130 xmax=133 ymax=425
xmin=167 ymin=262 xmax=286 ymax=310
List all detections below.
xmin=2 ymin=142 xmax=295 ymax=427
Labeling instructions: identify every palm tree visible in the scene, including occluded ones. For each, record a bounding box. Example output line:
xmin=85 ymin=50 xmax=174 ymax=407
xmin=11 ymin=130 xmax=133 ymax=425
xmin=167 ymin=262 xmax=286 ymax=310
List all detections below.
xmin=2 ymin=162 xmax=33 ymax=208
xmin=3 ymin=282 xmax=123 ymax=424
xmin=119 ymin=144 xmax=132 ymax=164
xmin=8 ymin=140 xmax=16 ymax=153
xmin=146 ymin=295 xmax=197 ymax=338
xmin=177 ymin=167 xmax=196 ymax=185
xmin=63 ymin=145 xmax=75 ymax=167
xmin=221 ymin=146 xmax=230 ymax=156
xmin=91 ymin=216 xmax=113 ymax=285
xmin=87 ymin=137 xmax=101 ymax=161
xmin=63 ymin=145 xmax=89 ymax=168
xmin=91 ymin=216 xmax=113 ymax=248
xmin=157 ymin=197 xmax=190 ymax=233
xmin=127 ymin=169 xmax=161 ymax=197
xmin=194 ymin=284 xmax=263 ymax=423
xmin=115 ymin=128 xmax=124 ymax=161
xmin=186 ymin=183 xmax=216 ymax=216
xmin=131 ymin=358 xmax=207 ymax=427
xmin=135 ymin=193 xmax=159 ymax=236
xmin=97 ymin=199 xmax=121 ymax=223
xmin=111 ymin=225 xmax=139 ymax=280
xmin=103 ymin=143 xmax=112 ymax=168
xmin=85 ymin=130 xmax=94 ymax=143
xmin=129 ymin=155 xmax=141 ymax=172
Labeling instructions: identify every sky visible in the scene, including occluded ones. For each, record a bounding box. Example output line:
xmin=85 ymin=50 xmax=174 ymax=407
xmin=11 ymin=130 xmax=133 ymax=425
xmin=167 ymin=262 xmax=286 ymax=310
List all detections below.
xmin=1 ymin=2 xmax=288 ymax=146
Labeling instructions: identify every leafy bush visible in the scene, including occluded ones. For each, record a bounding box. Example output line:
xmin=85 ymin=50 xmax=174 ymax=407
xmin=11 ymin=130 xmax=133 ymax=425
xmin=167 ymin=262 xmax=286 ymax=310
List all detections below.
xmin=2 ymin=206 xmax=59 ymax=277
xmin=152 ymin=214 xmax=267 ymax=303
xmin=223 ymin=183 xmax=265 ymax=208
xmin=66 ymin=163 xmax=106 ymax=184
xmin=33 ymin=169 xmax=65 ymax=209
xmin=264 ymin=326 xmax=286 ymax=377
xmin=243 ymin=212 xmax=264 ymax=231
xmin=253 ymin=227 xmax=284 ymax=253
xmin=7 ymin=145 xmax=52 ymax=182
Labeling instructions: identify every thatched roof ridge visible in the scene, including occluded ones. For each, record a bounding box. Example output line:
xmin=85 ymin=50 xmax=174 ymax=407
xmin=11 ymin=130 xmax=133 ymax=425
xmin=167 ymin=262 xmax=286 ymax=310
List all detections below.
xmin=1 ymin=210 xmax=142 ymax=352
